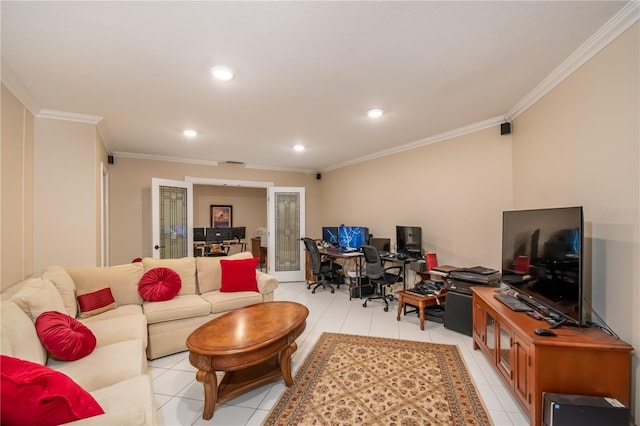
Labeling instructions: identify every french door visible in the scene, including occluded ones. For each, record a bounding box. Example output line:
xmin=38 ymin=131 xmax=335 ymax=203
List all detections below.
xmin=267 ymin=187 xmax=305 ymax=282
xmin=151 ymin=178 xmax=194 ymax=259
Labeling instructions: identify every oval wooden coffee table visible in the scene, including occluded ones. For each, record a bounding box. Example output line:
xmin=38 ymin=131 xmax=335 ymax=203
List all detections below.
xmin=186 ymin=301 xmax=308 ymax=420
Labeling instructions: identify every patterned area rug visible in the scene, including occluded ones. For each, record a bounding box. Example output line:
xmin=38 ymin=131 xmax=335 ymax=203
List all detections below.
xmin=264 ymin=332 xmax=492 ymax=425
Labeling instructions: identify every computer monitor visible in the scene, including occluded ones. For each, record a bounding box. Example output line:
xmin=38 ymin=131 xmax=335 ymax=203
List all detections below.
xmin=230 ymin=226 xmax=246 ymax=240
xmin=338 ymin=226 xmax=369 ymax=250
xmin=206 ymin=227 xmax=232 ymax=243
xmin=322 ymin=226 xmax=339 ymax=245
xmin=396 ymin=226 xmax=422 ymax=255
xmin=370 ymin=237 xmax=391 ymax=254
xmin=193 ymin=227 xmax=206 ymax=242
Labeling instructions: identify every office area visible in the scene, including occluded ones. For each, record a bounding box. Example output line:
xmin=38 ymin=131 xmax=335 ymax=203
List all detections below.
xmin=2 ymin=2 xmax=638 ymax=424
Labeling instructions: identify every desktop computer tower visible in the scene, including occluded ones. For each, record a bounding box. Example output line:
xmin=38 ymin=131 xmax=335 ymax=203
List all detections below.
xmin=542 ymin=393 xmax=629 ymax=426
xmin=443 ymin=291 xmax=472 ymax=336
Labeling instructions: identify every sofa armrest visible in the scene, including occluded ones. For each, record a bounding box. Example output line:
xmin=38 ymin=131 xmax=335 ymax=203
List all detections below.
xmin=256 ymin=271 xmax=278 ymax=294
xmin=61 ymin=407 xmax=147 ymax=425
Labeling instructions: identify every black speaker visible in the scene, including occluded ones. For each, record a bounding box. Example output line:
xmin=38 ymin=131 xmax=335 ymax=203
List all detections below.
xmin=500 ymin=122 xmax=512 ymax=135
xmin=316 ymin=173 xmax=321 ymax=180
xmin=107 ymin=155 xmax=114 ymax=164
xmin=443 ymin=291 xmax=473 ymax=336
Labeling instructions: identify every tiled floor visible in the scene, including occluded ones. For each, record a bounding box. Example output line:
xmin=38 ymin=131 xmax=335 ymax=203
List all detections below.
xmin=149 ymin=281 xmax=530 ymax=425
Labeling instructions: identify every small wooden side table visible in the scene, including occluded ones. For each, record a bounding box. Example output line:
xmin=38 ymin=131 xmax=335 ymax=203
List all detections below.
xmin=396 ymin=289 xmax=448 ymax=330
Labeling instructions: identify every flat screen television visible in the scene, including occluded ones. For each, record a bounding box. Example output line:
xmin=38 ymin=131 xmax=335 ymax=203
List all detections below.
xmin=501 ymin=206 xmax=585 ymax=326
xmin=206 ymin=227 xmax=232 ymax=243
xmin=396 ymin=226 xmax=422 ymax=255
xmin=338 ymin=226 xmax=368 ymax=250
xmin=322 ymin=226 xmax=339 ymax=245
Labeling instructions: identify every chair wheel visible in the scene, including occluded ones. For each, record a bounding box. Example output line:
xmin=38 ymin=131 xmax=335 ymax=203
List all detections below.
xmin=362 ymin=302 xmax=367 ymax=308
xmin=384 ymin=307 xmax=389 ymax=312
xmin=312 ymin=290 xmax=316 ymax=294
xmin=331 ymin=289 xmax=335 ymax=294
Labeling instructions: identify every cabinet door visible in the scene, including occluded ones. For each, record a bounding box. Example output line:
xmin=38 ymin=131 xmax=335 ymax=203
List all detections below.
xmin=513 ymin=334 xmax=531 ymax=410
xmin=496 ymin=322 xmax=513 ymax=383
xmin=484 ymin=311 xmax=497 ymax=361
xmin=472 ymin=301 xmax=485 ymax=350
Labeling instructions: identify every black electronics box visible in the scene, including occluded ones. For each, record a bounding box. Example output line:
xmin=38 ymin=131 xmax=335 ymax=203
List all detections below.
xmin=542 ymin=392 xmax=629 ymax=426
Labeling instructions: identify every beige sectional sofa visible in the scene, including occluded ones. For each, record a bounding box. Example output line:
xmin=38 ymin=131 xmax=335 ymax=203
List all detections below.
xmin=0 ymin=251 xmax=278 ymax=425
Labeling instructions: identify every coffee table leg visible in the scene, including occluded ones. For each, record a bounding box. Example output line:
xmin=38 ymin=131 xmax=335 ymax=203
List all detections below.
xmin=419 ymin=301 xmax=426 ymax=330
xmin=280 ymin=342 xmax=297 ymax=386
xmin=397 ymin=295 xmax=403 ymax=322
xmin=196 ymin=369 xmax=218 ymax=420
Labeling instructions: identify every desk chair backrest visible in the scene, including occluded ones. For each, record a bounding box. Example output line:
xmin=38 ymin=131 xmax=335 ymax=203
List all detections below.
xmin=362 ymin=245 xmax=385 ymax=279
xmin=302 ymin=238 xmax=323 ymax=274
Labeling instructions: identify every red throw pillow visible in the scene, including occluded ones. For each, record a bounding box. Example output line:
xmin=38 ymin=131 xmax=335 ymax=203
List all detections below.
xmin=0 ymin=355 xmax=104 ymax=426
xmin=138 ymin=267 xmax=182 ymax=301
xmin=35 ymin=311 xmax=97 ymax=361
xmin=76 ymin=285 xmax=118 ymax=318
xmin=220 ymin=257 xmax=260 ymax=292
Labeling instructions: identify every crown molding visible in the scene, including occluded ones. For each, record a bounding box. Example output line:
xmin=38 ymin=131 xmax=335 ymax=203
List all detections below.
xmin=35 ymin=109 xmax=103 ymax=124
xmin=508 ymin=1 xmax=639 ymax=120
xmin=1 ymin=59 xmax=42 ymax=114
xmin=245 ymin=163 xmax=315 ymax=174
xmin=323 ymin=115 xmax=505 ymax=172
xmin=112 ymin=151 xmax=219 ymax=166
xmin=185 ymin=176 xmax=274 ymax=188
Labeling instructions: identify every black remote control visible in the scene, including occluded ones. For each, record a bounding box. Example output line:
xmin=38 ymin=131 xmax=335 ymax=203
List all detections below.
xmin=526 ymin=311 xmax=543 ymax=320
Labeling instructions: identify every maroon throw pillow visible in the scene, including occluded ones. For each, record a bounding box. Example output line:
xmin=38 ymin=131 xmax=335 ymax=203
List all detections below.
xmin=35 ymin=311 xmax=97 ymax=361
xmin=0 ymin=355 xmax=104 ymax=426
xmin=220 ymin=257 xmax=260 ymax=292
xmin=138 ymin=267 xmax=182 ymax=301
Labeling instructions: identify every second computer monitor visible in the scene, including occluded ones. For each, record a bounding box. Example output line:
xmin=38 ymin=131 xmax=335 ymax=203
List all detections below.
xmin=230 ymin=226 xmax=246 ymax=240
xmin=396 ymin=225 xmax=422 ymax=255
xmin=206 ymin=227 xmax=232 ymax=243
xmin=370 ymin=237 xmax=391 ymax=254
xmin=338 ymin=226 xmax=369 ymax=250
xmin=322 ymin=226 xmax=339 ymax=244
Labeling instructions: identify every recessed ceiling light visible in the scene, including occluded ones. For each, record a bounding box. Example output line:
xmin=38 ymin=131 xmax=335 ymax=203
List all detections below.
xmin=210 ymin=66 xmax=235 ymax=82
xmin=293 ymin=144 xmax=305 ymax=152
xmin=183 ymin=129 xmax=198 ymax=138
xmin=367 ymin=108 xmax=384 ymax=119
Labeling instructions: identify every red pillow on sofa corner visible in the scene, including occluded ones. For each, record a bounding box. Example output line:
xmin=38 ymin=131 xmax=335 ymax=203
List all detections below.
xmin=35 ymin=311 xmax=97 ymax=361
xmin=220 ymin=257 xmax=260 ymax=292
xmin=138 ymin=267 xmax=182 ymax=301
xmin=0 ymin=355 xmax=104 ymax=426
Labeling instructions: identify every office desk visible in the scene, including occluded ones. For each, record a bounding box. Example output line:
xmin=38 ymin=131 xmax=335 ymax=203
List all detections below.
xmin=194 ymin=240 xmax=247 ymax=257
xmin=318 ymin=249 xmax=363 ymax=299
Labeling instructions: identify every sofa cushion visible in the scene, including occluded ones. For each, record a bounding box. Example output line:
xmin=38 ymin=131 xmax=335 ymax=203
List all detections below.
xmin=220 ymin=257 xmax=260 ymax=292
xmin=80 ymin=313 xmax=148 ymax=349
xmin=35 ymin=311 xmax=97 ymax=361
xmin=9 ymin=277 xmax=67 ymax=321
xmin=76 ymin=285 xmax=118 ymax=319
xmin=0 ymin=355 xmax=104 ymax=426
xmin=66 ymin=263 xmax=144 ymax=307
xmin=42 ymin=266 xmax=78 ymax=317
xmin=87 ymin=375 xmax=156 ymax=426
xmin=196 ymin=251 xmax=253 ymax=293
xmin=48 ymin=339 xmax=147 ymax=392
xmin=142 ymin=257 xmax=196 ymax=295
xmin=0 ymin=302 xmax=48 ymax=365
xmin=138 ymin=267 xmax=181 ymax=301
xmin=200 ymin=290 xmax=264 ymax=314
xmin=142 ymin=295 xmax=211 ymax=324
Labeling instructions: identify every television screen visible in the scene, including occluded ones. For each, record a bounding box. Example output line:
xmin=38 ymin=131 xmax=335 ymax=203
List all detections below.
xmin=338 ymin=226 xmax=368 ymax=249
xmin=502 ymin=206 xmax=584 ymax=326
xmin=206 ymin=227 xmax=232 ymax=243
xmin=396 ymin=226 xmax=422 ymax=254
xmin=322 ymin=226 xmax=339 ymax=244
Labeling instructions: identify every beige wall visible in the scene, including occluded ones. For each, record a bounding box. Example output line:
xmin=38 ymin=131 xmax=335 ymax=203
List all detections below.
xmin=513 ymin=22 xmax=639 ymax=416
xmin=320 ymin=127 xmax=513 ymax=270
xmin=1 ymin=85 xmax=34 ymax=291
xmin=33 ymin=118 xmax=101 ymax=272
xmin=193 ymin=185 xmax=267 ymax=239
xmin=108 ymin=159 xmax=320 ymax=265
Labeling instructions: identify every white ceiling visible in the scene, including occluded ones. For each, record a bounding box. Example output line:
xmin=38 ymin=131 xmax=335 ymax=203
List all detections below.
xmin=1 ymin=1 xmax=633 ymax=172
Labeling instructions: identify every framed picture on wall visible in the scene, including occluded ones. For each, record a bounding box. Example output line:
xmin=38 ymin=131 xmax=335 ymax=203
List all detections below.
xmin=210 ymin=205 xmax=232 ymax=228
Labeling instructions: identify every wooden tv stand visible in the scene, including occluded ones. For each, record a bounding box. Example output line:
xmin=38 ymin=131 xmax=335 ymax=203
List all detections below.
xmin=471 ymin=286 xmax=632 ymax=426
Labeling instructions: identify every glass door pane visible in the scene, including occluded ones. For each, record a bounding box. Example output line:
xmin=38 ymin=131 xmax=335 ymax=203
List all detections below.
xmin=159 ymin=185 xmax=188 ymax=259
xmin=267 ymin=187 xmax=305 ymax=282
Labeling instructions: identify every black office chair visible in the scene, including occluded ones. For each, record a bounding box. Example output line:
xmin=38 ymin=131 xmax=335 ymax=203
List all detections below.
xmin=302 ymin=237 xmax=339 ymax=294
xmin=361 ymin=245 xmax=403 ymax=311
